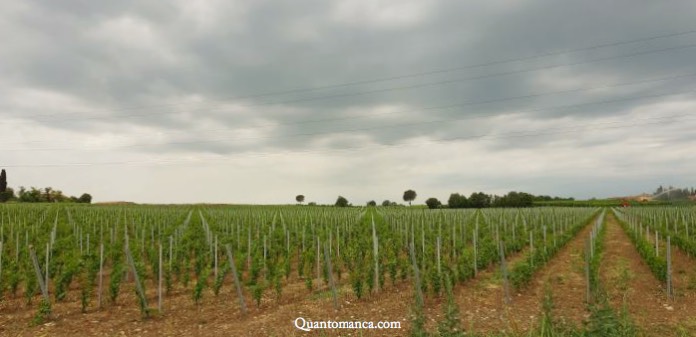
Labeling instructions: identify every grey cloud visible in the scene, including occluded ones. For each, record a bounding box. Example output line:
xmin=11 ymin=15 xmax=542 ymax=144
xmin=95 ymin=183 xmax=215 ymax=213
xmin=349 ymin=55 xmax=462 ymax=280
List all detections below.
xmin=2 ymin=0 xmax=696 ymax=202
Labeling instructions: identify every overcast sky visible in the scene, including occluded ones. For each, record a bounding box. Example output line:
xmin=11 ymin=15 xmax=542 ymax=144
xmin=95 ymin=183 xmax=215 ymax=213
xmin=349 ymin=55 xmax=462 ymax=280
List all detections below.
xmin=1 ymin=0 xmax=696 ymax=204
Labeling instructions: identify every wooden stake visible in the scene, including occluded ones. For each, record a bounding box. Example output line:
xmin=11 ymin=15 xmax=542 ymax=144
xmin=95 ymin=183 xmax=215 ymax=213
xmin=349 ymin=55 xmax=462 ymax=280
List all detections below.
xmin=158 ymin=242 xmax=163 ymax=312
xmin=98 ymin=242 xmax=104 ymax=308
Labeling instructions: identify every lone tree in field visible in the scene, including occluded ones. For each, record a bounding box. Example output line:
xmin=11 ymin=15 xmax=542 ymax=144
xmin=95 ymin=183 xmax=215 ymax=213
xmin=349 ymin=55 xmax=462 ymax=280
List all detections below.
xmin=335 ymin=196 xmax=349 ymax=207
xmin=425 ymin=197 xmax=441 ymax=209
xmin=367 ymin=200 xmax=377 ymax=207
xmin=295 ymin=195 xmax=305 ymax=204
xmin=0 ymin=169 xmax=7 ymax=193
xmin=403 ymin=189 xmax=417 ymax=206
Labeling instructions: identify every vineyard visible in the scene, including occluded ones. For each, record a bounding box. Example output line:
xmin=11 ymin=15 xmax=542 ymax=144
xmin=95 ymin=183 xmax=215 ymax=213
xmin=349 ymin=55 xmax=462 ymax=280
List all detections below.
xmin=1 ymin=204 xmax=696 ymax=336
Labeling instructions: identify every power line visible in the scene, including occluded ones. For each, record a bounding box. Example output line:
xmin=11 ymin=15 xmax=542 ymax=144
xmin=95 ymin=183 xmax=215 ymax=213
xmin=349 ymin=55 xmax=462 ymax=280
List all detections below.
xmin=181 ymin=28 xmax=696 ymax=102
xmin=3 ymin=111 xmax=693 ymax=168
xmin=5 ymin=37 xmax=696 ymax=125
xmin=3 ymin=71 xmax=695 ymax=148
xmin=6 ymin=87 xmax=696 ymax=152
xmin=9 ymin=27 xmax=696 ymax=117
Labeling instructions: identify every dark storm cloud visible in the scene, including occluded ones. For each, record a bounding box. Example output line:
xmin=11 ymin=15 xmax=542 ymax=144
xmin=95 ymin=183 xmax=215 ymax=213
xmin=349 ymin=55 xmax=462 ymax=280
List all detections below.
xmin=3 ymin=1 xmax=696 ymax=143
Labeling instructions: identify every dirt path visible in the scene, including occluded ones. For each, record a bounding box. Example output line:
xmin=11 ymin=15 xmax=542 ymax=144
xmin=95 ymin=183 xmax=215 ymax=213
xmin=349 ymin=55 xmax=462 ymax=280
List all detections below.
xmin=601 ymin=212 xmax=696 ymax=336
xmin=460 ymin=215 xmax=597 ymax=335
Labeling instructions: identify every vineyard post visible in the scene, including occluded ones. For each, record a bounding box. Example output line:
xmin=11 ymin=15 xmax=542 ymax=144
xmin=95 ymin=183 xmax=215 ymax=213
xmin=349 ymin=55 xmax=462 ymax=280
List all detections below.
xmin=336 ymin=226 xmax=340 ymax=259
xmin=462 ymin=216 xmax=467 ymax=248
xmin=655 ymin=231 xmax=659 ymax=257
xmin=543 ymin=225 xmax=548 ymax=256
xmin=141 ymin=228 xmax=145 ymax=257
xmin=499 ymin=241 xmax=510 ymax=305
xmin=667 ymin=236 xmax=673 ymax=299
xmin=45 ymin=243 xmax=49 ymax=294
xmin=372 ymin=215 xmax=380 ymax=292
xmin=421 ymin=222 xmax=425 ymax=257
xmin=316 ymin=238 xmax=321 ymax=282
xmin=436 ymin=236 xmax=441 ymax=276
xmin=263 ymin=235 xmax=267 ymax=271
xmin=529 ymin=231 xmax=534 ymax=268
xmin=452 ymin=224 xmax=456 ymax=260
xmin=473 ymin=228 xmax=478 ymax=276
xmin=323 ymin=243 xmax=339 ymax=310
xmin=124 ymin=224 xmax=130 ymax=282
xmin=236 ymin=223 xmax=240 ymax=249
xmin=590 ymin=228 xmax=594 ymax=260
xmin=214 ymin=236 xmax=219 ymax=278
xmin=523 ymin=218 xmax=527 ymax=237
xmin=98 ymin=242 xmax=103 ymax=308
xmin=408 ymin=242 xmax=424 ymax=307
xmin=29 ymin=245 xmax=50 ymax=303
xmin=169 ymin=236 xmax=173 ymax=269
xmin=247 ymin=227 xmax=251 ymax=270
xmin=687 ymin=215 xmax=691 ymax=242
xmin=585 ymin=238 xmax=591 ymax=304
xmin=158 ymin=242 xmax=163 ymax=312
xmin=410 ymin=221 xmax=415 ymax=253
xmin=225 ymin=244 xmax=247 ymax=315
xmin=495 ymin=223 xmax=499 ymax=246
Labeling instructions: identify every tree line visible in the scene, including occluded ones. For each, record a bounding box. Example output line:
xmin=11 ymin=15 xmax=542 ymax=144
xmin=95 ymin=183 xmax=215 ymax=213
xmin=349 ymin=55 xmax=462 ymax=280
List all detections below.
xmin=0 ymin=169 xmax=92 ymax=203
xmin=435 ymin=191 xmax=542 ymax=209
xmin=294 ymin=189 xmax=571 ymax=208
xmin=653 ymin=185 xmax=696 ymax=201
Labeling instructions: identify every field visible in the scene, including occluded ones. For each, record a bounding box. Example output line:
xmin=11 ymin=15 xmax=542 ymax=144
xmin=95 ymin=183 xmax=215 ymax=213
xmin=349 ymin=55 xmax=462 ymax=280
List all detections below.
xmin=1 ymin=204 xmax=696 ymax=336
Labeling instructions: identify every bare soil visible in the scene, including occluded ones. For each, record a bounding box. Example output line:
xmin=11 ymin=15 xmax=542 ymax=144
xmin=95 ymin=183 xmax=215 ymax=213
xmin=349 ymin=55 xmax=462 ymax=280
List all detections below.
xmin=601 ymin=213 xmax=696 ymax=336
xmin=10 ymin=213 xmax=691 ymax=336
xmin=456 ymin=218 xmax=595 ymax=335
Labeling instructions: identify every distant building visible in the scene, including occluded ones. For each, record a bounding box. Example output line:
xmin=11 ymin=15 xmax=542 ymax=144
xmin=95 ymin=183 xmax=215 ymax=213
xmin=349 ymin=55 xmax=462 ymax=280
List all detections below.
xmin=613 ymin=194 xmax=654 ymax=202
xmin=634 ymin=193 xmax=653 ymax=202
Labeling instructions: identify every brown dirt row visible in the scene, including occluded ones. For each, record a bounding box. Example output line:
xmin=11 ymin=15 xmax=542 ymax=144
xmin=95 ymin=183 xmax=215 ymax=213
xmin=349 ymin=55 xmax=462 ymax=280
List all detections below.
xmin=457 ymin=214 xmax=596 ymax=335
xmin=601 ymin=212 xmax=696 ymax=336
xmin=2 ymin=259 xmax=505 ymax=336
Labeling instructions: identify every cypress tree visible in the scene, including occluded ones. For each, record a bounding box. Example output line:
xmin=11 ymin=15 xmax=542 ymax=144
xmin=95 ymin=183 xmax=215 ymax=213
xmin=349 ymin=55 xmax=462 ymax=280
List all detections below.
xmin=0 ymin=169 xmax=7 ymax=193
